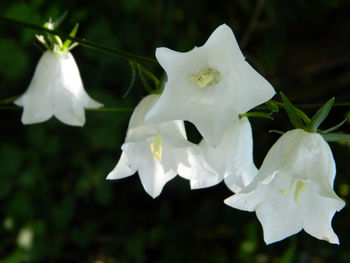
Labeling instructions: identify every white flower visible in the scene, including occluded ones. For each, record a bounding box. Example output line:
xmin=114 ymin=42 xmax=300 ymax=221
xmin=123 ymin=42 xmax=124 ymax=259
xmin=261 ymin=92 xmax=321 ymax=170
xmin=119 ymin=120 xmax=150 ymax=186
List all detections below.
xmin=225 ymin=129 xmax=345 ymax=244
xmin=190 ymin=117 xmax=258 ymax=193
xmin=146 ymin=24 xmax=275 ymax=147
xmin=15 ymin=50 xmax=103 ymax=126
xmin=107 ymin=94 xmax=201 ymax=198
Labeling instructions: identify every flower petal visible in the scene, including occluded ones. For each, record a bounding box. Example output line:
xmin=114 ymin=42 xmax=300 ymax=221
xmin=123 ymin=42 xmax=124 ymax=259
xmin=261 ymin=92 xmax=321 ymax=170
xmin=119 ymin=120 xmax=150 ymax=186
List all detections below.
xmin=54 ymin=86 xmax=86 ymax=126
xmin=255 ymin=186 xmax=303 ymax=244
xmin=58 ymin=52 xmax=103 ymax=109
xmin=224 ymin=185 xmax=265 ymax=212
xmin=15 ymin=50 xmax=102 ymax=126
xmin=138 ymin=164 xmax=176 ymax=199
xmin=16 ymin=92 xmax=53 ymax=124
xmin=191 ymin=118 xmax=258 ymax=191
xmin=302 ymin=190 xmax=345 ymax=244
xmin=123 ymin=140 xmax=177 ymax=198
xmin=191 ymin=175 xmax=221 ymax=189
xmin=107 ymin=151 xmax=136 ymax=180
xmin=203 ymin=24 xmax=245 ymax=63
xmin=146 ymin=24 xmax=275 ymax=147
xmin=225 ymin=62 xmax=275 ymax=114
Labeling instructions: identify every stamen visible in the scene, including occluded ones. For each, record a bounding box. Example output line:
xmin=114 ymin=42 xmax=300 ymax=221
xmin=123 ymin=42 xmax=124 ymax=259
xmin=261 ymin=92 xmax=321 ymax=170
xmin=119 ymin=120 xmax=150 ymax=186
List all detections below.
xmin=189 ymin=68 xmax=220 ymax=88
xmin=279 ymin=179 xmax=295 ymax=195
xmin=279 ymin=179 xmax=308 ymax=204
xmin=294 ymin=181 xmax=308 ymax=204
xmin=149 ymin=135 xmax=163 ymax=162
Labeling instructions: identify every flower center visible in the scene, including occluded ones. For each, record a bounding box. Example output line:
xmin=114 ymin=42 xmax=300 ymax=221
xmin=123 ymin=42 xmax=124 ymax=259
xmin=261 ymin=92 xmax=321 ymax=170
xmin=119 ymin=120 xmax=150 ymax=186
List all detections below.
xmin=279 ymin=179 xmax=308 ymax=204
xmin=149 ymin=135 xmax=163 ymax=162
xmin=189 ymin=68 xmax=220 ymax=88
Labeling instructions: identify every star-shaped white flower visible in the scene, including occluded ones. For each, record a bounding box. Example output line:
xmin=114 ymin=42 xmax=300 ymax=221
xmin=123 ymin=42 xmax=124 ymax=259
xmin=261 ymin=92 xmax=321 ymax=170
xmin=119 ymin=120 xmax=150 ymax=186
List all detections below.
xmin=225 ymin=129 xmax=345 ymax=244
xmin=15 ymin=50 xmax=103 ymax=126
xmin=146 ymin=24 xmax=275 ymax=147
xmin=107 ymin=94 xmax=201 ymax=198
xmin=190 ymin=117 xmax=258 ymax=193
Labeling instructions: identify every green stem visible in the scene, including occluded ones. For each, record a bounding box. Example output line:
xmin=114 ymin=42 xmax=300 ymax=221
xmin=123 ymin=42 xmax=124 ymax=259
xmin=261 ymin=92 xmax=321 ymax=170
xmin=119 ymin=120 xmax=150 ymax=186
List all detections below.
xmin=0 ymin=95 xmax=21 ymax=104
xmin=0 ymin=105 xmax=133 ymax=112
xmin=0 ymin=17 xmax=158 ymax=65
xmin=257 ymin=100 xmax=350 ymax=124
xmin=257 ymin=100 xmax=350 ymax=110
xmin=87 ymin=107 xmax=133 ymax=112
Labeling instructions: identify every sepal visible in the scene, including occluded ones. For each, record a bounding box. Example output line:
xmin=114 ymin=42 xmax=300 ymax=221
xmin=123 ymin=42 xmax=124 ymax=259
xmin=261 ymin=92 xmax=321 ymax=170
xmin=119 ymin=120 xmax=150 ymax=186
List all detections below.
xmin=308 ymin=97 xmax=334 ymax=132
xmin=280 ymin=92 xmax=305 ymax=129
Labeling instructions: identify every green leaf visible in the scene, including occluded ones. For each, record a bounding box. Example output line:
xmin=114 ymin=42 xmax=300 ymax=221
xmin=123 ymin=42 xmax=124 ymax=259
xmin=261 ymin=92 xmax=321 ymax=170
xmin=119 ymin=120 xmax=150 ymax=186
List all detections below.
xmin=265 ymin=100 xmax=280 ymax=112
xmin=308 ymin=97 xmax=334 ymax=132
xmin=61 ymin=23 xmax=79 ymax=51
xmin=321 ymin=133 xmax=350 ymax=141
xmin=280 ymin=92 xmax=304 ymax=129
xmin=239 ymin=112 xmax=273 ymax=120
xmin=138 ymin=64 xmax=159 ymax=87
xmin=0 ymin=95 xmax=21 ymax=104
xmin=137 ymin=64 xmax=155 ymax=94
xmin=156 ymin=72 xmax=167 ymax=93
xmin=122 ymin=61 xmax=137 ymax=98
xmin=322 ymin=119 xmax=347 ymax=133
xmin=53 ymin=11 xmax=68 ymax=28
xmin=269 ymin=130 xmax=284 ymax=135
xmin=0 ymin=17 xmax=158 ymax=64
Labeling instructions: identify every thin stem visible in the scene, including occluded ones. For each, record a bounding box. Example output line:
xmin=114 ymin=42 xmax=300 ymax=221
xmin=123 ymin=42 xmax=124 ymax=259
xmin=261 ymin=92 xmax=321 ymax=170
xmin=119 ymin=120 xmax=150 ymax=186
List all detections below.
xmin=256 ymin=101 xmax=350 ymax=110
xmin=0 ymin=106 xmax=21 ymax=110
xmin=0 ymin=95 xmax=21 ymax=104
xmin=0 ymin=105 xmax=133 ymax=112
xmin=0 ymin=17 xmax=158 ymax=65
xmin=87 ymin=107 xmax=133 ymax=112
xmin=1 ymin=100 xmax=349 ymax=113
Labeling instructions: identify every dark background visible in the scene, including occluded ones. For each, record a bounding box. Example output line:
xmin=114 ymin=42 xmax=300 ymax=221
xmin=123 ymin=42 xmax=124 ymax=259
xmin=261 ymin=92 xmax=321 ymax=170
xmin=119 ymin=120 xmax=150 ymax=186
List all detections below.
xmin=1 ymin=0 xmax=350 ymax=262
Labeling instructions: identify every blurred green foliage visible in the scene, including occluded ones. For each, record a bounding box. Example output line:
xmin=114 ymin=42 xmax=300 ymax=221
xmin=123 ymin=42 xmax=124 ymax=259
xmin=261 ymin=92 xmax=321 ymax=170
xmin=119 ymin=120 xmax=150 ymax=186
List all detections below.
xmin=1 ymin=0 xmax=350 ymax=262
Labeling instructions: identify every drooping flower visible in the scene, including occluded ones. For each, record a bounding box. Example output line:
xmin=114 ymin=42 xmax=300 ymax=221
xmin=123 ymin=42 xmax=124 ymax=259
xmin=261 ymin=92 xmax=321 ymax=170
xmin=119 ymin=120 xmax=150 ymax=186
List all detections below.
xmin=146 ymin=24 xmax=275 ymax=147
xmin=15 ymin=50 xmax=103 ymax=126
xmin=190 ymin=117 xmax=258 ymax=193
xmin=225 ymin=129 xmax=345 ymax=244
xmin=107 ymin=94 xmax=203 ymax=198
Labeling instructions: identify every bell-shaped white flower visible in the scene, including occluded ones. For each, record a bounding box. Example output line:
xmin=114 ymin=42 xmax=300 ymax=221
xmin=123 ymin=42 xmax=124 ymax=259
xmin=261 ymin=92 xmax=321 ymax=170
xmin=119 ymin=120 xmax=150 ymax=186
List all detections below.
xmin=225 ymin=129 xmax=345 ymax=244
xmin=146 ymin=24 xmax=275 ymax=147
xmin=190 ymin=117 xmax=258 ymax=193
xmin=15 ymin=50 xmax=103 ymax=126
xmin=107 ymin=94 xmax=201 ymax=198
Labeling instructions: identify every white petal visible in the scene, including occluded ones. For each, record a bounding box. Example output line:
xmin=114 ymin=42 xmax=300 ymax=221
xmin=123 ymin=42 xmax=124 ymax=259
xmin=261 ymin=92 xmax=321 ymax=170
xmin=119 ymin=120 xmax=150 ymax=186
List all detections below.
xmin=107 ymin=151 xmax=136 ymax=180
xmin=54 ymin=86 xmax=86 ymax=126
xmin=146 ymin=24 xmax=275 ymax=147
xmin=233 ymin=128 xmax=345 ymax=244
xmin=225 ymin=62 xmax=275 ymax=114
xmin=14 ymin=96 xmax=23 ymax=106
xmin=15 ymin=51 xmax=102 ymax=126
xmin=110 ymin=94 xmax=208 ymax=197
xmin=155 ymin=47 xmax=193 ymax=77
xmin=123 ymin=141 xmax=177 ymax=198
xmin=127 ymin=94 xmax=188 ymax=143
xmin=224 ymin=184 xmax=266 ymax=212
xmin=257 ymin=129 xmax=337 ymax=187
xmin=177 ymin=145 xmax=215 ymax=182
xmin=17 ymin=92 xmax=53 ymax=125
xmin=193 ymin=118 xmax=258 ymax=191
xmin=58 ymin=52 xmax=103 ymax=109
xmin=203 ymin=24 xmax=245 ymax=63
xmin=138 ymin=164 xmax=176 ymax=199
xmin=146 ymin=83 xmax=237 ymax=146
xmin=256 ymin=187 xmax=303 ymax=244
xmin=191 ymin=175 xmax=221 ymax=189
xmin=302 ymin=188 xmax=345 ymax=244
xmin=14 ymin=52 xmax=56 ymax=124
